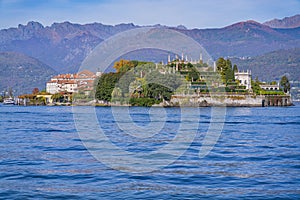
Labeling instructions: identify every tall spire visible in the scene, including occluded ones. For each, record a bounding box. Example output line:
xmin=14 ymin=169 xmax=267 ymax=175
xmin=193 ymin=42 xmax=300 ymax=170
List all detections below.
xmin=213 ymin=61 xmax=216 ymax=72
xmin=181 ymin=52 xmax=184 ymax=61
xmin=200 ymin=53 xmax=203 ymax=62
xmin=168 ymin=54 xmax=171 ymax=63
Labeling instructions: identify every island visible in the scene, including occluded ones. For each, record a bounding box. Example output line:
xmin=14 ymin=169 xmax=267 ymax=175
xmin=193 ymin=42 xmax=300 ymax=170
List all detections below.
xmin=13 ymin=55 xmax=292 ymax=107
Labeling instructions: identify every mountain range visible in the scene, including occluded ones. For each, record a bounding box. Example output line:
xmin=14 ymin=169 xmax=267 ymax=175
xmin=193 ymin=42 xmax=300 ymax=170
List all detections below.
xmin=0 ymin=15 xmax=299 ymax=94
xmin=263 ymin=14 xmax=300 ymax=28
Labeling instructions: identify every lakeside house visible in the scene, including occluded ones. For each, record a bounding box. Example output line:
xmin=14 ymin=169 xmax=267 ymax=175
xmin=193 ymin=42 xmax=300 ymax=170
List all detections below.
xmin=46 ymin=70 xmax=102 ymax=95
xmin=260 ymin=84 xmax=280 ymax=91
xmin=12 ymin=69 xmax=103 ymax=106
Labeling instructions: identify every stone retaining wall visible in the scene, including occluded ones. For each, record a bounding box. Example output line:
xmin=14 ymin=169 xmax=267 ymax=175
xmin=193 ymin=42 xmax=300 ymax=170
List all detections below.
xmin=170 ymin=94 xmax=292 ymax=107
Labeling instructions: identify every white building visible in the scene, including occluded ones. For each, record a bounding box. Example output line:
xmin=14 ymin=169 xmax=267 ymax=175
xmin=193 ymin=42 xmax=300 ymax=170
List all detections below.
xmin=260 ymin=84 xmax=280 ymax=91
xmin=60 ymin=80 xmax=78 ymax=93
xmin=46 ymin=70 xmax=101 ymax=94
xmin=46 ymin=80 xmax=59 ymax=94
xmin=234 ymin=70 xmax=252 ymax=90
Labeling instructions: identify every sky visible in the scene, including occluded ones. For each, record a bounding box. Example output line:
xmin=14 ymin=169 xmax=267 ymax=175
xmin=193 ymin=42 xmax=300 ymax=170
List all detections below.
xmin=0 ymin=0 xmax=299 ymax=29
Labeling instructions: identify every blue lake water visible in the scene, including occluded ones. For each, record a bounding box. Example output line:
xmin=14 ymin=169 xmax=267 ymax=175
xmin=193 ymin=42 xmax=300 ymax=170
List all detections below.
xmin=0 ymin=104 xmax=299 ymax=199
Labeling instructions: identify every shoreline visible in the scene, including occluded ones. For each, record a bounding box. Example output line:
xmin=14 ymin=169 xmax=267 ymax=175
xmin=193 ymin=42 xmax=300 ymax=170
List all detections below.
xmin=4 ymin=94 xmax=293 ymax=107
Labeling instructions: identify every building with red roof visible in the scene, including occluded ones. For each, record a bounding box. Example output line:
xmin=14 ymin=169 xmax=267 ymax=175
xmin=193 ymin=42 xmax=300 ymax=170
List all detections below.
xmin=46 ymin=70 xmax=101 ymax=95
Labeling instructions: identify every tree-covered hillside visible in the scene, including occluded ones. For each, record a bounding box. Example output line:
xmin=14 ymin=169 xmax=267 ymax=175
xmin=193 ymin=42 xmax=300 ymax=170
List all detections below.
xmin=231 ymin=48 xmax=300 ymax=82
xmin=0 ymin=52 xmax=57 ymax=95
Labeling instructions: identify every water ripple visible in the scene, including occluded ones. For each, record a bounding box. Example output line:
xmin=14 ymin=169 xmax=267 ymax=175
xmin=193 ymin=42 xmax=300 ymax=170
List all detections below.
xmin=0 ymin=105 xmax=299 ymax=199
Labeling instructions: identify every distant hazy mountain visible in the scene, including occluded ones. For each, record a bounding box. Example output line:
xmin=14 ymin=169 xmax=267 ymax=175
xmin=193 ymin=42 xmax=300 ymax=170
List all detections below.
xmin=0 ymin=20 xmax=300 ymax=74
xmin=0 ymin=52 xmax=56 ymax=95
xmin=0 ymin=21 xmax=137 ymax=73
xmin=231 ymin=48 xmax=300 ymax=82
xmin=263 ymin=14 xmax=300 ymax=28
xmin=177 ymin=20 xmax=300 ymax=59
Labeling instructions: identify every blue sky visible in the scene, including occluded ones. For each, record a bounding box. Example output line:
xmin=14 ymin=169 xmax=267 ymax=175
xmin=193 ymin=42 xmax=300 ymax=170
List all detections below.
xmin=0 ymin=0 xmax=299 ymax=29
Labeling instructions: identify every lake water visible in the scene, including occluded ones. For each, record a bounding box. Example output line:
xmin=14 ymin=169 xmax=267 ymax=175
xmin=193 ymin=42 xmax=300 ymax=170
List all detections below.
xmin=0 ymin=104 xmax=299 ymax=199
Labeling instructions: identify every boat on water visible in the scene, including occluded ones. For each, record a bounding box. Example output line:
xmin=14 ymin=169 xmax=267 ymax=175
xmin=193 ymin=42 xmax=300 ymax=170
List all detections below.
xmin=3 ymin=98 xmax=15 ymax=105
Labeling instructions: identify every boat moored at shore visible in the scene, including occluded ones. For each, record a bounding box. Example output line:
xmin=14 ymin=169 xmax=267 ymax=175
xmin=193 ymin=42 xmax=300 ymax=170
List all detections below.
xmin=3 ymin=98 xmax=15 ymax=105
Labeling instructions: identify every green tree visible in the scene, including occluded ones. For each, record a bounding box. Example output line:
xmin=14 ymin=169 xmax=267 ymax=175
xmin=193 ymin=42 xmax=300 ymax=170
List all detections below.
xmin=216 ymin=58 xmax=234 ymax=83
xmin=216 ymin=57 xmax=226 ymax=72
xmin=145 ymin=70 xmax=182 ymax=91
xmin=280 ymin=75 xmax=290 ymax=93
xmin=187 ymin=66 xmax=200 ymax=81
xmin=95 ymin=72 xmax=123 ymax=102
xmin=226 ymin=59 xmax=234 ymax=82
xmin=251 ymin=78 xmax=262 ymax=94
xmin=233 ymin=64 xmax=238 ymax=72
xmin=116 ymin=70 xmax=135 ymax=96
xmin=146 ymin=83 xmax=173 ymax=101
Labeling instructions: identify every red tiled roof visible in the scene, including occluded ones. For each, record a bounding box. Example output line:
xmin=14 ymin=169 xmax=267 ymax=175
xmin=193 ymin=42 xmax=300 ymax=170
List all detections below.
xmin=78 ymin=70 xmax=95 ymax=77
xmin=48 ymin=70 xmax=97 ymax=88
xmin=57 ymin=80 xmax=77 ymax=84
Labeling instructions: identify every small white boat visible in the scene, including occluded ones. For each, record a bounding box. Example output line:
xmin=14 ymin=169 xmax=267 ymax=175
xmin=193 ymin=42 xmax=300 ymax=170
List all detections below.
xmin=3 ymin=98 xmax=15 ymax=105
